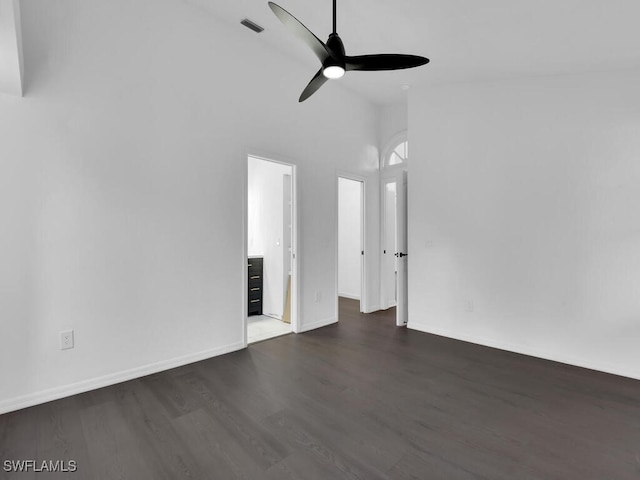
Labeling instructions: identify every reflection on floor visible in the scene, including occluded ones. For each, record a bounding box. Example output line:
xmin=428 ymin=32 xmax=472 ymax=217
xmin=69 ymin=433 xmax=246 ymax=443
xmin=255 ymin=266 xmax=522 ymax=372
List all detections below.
xmin=248 ymin=315 xmax=291 ymax=343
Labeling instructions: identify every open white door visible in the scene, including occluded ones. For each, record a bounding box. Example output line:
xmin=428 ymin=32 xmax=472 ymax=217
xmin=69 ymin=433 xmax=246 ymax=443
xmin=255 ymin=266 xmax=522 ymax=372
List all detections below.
xmin=382 ymin=169 xmax=408 ymax=326
xmin=246 ymin=155 xmax=298 ymax=344
xmin=396 ymin=170 xmax=408 ymax=326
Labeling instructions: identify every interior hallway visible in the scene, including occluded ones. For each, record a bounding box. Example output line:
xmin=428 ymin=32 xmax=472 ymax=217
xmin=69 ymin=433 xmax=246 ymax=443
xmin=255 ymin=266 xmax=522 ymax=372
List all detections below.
xmin=248 ymin=315 xmax=291 ymax=344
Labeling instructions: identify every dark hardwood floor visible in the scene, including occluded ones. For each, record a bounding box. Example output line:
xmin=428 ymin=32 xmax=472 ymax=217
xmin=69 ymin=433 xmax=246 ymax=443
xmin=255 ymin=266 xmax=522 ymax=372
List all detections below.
xmin=2 ymin=297 xmax=640 ymax=479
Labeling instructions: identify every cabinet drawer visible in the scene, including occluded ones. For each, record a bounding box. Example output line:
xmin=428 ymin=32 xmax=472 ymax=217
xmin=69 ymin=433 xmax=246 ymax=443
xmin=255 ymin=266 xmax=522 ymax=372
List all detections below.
xmin=248 ymin=298 xmax=262 ymax=315
xmin=249 ymin=289 xmax=262 ymax=301
xmin=247 ymin=258 xmax=263 ymax=268
xmin=248 ymin=258 xmax=263 ymax=274
xmin=248 ymin=257 xmax=263 ymax=316
xmin=248 ymin=267 xmax=261 ymax=277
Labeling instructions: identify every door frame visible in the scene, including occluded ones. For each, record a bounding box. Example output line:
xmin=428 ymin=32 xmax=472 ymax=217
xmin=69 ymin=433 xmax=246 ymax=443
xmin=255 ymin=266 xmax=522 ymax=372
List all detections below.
xmin=380 ymin=165 xmax=408 ymax=326
xmin=380 ymin=175 xmax=397 ymax=311
xmin=335 ymin=171 xmax=367 ymax=318
xmin=243 ymin=152 xmax=300 ymax=347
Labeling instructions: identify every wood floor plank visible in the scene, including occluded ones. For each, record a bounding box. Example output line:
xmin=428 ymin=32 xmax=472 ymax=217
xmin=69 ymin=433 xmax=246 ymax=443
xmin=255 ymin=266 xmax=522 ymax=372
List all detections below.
xmin=389 ymin=452 xmax=487 ymax=480
xmin=178 ymin=371 xmax=292 ymax=470
xmin=2 ymin=297 xmax=640 ymax=479
xmin=188 ymin=362 xmax=286 ymax=423
xmin=34 ymin=396 xmax=93 ymax=480
xmin=0 ymin=407 xmax=37 ymax=480
xmin=140 ymin=374 xmax=199 ymax=420
xmin=264 ymin=450 xmax=355 ymax=480
xmin=103 ymin=379 xmax=206 ymax=480
xmin=264 ymin=408 xmax=392 ymax=480
xmin=79 ymin=401 xmax=161 ymax=480
xmin=172 ymin=408 xmax=266 ymax=480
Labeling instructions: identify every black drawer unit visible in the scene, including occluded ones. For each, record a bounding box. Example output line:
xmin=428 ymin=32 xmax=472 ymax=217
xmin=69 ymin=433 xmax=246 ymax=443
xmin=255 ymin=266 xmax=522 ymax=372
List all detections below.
xmin=248 ymin=257 xmax=263 ymax=316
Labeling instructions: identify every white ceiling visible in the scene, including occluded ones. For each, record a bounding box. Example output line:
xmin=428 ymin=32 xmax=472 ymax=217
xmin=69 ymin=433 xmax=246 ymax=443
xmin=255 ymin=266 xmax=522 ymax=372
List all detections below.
xmin=156 ymin=1 xmax=640 ymax=105
xmin=0 ymin=0 xmax=23 ymax=96
xmin=4 ymin=1 xmax=640 ymax=102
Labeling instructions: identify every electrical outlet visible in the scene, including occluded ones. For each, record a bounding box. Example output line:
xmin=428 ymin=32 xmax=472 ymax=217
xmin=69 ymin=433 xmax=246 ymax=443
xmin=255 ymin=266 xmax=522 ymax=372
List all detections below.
xmin=465 ymin=299 xmax=474 ymax=312
xmin=60 ymin=330 xmax=74 ymax=350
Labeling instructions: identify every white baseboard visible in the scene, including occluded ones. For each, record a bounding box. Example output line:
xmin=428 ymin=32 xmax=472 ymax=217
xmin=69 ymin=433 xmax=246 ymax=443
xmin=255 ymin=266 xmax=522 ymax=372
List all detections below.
xmin=338 ymin=293 xmax=361 ymax=301
xmin=298 ymin=317 xmax=337 ymax=333
xmin=408 ymin=322 xmax=640 ymax=381
xmin=0 ymin=341 xmax=245 ymax=414
xmin=337 ymin=294 xmax=379 ymax=313
xmin=362 ymin=304 xmax=380 ymax=314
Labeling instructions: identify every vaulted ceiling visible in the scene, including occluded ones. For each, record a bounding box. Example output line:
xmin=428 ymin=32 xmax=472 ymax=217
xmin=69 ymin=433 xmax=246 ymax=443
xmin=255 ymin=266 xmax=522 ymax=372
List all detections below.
xmin=0 ymin=0 xmax=23 ymax=96
xmin=4 ymin=1 xmax=640 ymax=104
xmin=186 ymin=0 xmax=640 ymax=105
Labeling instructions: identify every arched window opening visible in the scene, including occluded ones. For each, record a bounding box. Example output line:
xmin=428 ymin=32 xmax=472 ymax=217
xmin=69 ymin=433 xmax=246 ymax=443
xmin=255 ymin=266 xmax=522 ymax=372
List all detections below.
xmin=383 ymin=131 xmax=408 ymax=169
xmin=388 ymin=141 xmax=408 ymax=166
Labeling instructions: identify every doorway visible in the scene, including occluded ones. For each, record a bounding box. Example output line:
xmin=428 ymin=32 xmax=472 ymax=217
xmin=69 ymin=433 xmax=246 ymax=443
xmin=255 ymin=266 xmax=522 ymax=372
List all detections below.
xmin=246 ymin=155 xmax=297 ymax=343
xmin=337 ymin=176 xmax=365 ymax=313
xmin=381 ymin=170 xmax=408 ymax=326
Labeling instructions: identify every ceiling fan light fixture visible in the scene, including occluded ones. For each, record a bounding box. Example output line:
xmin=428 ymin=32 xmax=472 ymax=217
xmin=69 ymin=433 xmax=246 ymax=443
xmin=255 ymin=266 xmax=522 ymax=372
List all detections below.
xmin=268 ymin=1 xmax=429 ymax=101
xmin=323 ymin=65 xmax=345 ymax=79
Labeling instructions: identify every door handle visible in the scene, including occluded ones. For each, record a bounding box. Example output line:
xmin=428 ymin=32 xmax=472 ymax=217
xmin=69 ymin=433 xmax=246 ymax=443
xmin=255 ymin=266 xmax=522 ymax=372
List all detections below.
xmin=395 ymin=252 xmax=408 ymax=258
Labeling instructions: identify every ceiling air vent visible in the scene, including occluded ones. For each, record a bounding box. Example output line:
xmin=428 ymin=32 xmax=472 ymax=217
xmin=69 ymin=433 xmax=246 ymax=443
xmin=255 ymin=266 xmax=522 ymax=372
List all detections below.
xmin=240 ymin=18 xmax=264 ymax=33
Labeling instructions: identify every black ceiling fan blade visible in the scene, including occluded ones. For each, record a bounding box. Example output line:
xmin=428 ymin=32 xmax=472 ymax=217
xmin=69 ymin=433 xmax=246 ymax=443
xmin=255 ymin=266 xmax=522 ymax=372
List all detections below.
xmin=345 ymin=54 xmax=429 ymax=71
xmin=299 ymin=68 xmax=329 ymax=102
xmin=268 ymin=2 xmax=331 ymax=64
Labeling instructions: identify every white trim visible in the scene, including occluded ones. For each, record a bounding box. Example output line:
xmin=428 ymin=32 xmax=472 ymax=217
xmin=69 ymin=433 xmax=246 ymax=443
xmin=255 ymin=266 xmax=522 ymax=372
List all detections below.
xmin=380 ymin=172 xmax=406 ymax=314
xmin=359 ymin=179 xmax=365 ymax=313
xmin=338 ymin=293 xmax=361 ymax=301
xmin=245 ymin=151 xmax=300 ymax=337
xmin=381 ymin=130 xmax=408 ymax=170
xmin=362 ymin=304 xmax=379 ymax=314
xmin=336 ymin=171 xmax=367 ymax=317
xmin=291 ymin=162 xmax=300 ymax=334
xmin=0 ymin=342 xmax=244 ymax=414
xmin=408 ymin=322 xmax=640 ymax=381
xmin=241 ymin=152 xmax=249 ymax=348
xmin=298 ymin=317 xmax=337 ymax=333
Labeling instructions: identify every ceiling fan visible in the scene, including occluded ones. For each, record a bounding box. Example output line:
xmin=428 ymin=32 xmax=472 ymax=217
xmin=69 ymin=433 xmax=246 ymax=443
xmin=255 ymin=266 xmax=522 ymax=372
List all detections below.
xmin=268 ymin=0 xmax=430 ymax=102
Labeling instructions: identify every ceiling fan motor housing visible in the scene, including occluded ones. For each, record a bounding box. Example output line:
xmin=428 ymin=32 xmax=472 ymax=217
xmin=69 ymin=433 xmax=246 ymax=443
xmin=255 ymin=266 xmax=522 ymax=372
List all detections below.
xmin=326 ymin=33 xmax=345 ymax=57
xmin=324 ymin=33 xmax=346 ymax=70
xmin=267 ymin=1 xmax=429 ymax=101
xmin=322 ymin=33 xmax=346 ymax=78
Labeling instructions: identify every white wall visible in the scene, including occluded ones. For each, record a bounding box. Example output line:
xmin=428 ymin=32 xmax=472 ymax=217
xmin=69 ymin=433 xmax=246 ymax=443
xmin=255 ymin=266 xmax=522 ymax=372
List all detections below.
xmin=338 ymin=178 xmax=362 ymax=300
xmin=408 ymin=69 xmax=640 ymax=380
xmin=247 ymin=157 xmax=291 ymax=318
xmin=378 ymin=101 xmax=408 ymax=155
xmin=0 ymin=0 xmax=379 ymax=412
